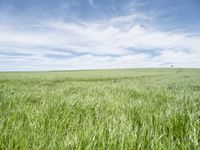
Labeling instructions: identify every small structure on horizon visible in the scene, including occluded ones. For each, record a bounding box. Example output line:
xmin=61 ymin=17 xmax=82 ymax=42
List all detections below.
xmin=171 ymin=65 xmax=174 ymax=68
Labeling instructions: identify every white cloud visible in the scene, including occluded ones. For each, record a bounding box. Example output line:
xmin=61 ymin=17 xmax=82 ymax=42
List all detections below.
xmin=0 ymin=14 xmax=200 ymax=71
xmin=88 ymin=0 xmax=96 ymax=8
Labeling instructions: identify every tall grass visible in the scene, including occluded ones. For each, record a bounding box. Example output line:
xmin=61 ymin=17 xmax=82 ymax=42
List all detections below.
xmin=0 ymin=69 xmax=200 ymax=149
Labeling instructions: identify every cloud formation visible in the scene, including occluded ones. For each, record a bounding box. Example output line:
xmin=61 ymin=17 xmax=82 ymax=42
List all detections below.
xmin=0 ymin=0 xmax=200 ymax=71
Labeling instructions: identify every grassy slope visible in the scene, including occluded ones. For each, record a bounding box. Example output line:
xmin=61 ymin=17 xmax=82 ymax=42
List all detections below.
xmin=0 ymin=68 xmax=200 ymax=149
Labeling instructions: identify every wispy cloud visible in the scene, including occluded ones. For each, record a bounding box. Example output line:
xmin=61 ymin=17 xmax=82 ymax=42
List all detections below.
xmin=88 ymin=0 xmax=96 ymax=8
xmin=0 ymin=0 xmax=199 ymax=71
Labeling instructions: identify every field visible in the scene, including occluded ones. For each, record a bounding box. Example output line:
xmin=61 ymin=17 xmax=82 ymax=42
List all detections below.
xmin=0 ymin=68 xmax=200 ymax=149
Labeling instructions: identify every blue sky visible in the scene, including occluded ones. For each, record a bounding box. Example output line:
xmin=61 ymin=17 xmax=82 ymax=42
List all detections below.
xmin=0 ymin=0 xmax=200 ymax=71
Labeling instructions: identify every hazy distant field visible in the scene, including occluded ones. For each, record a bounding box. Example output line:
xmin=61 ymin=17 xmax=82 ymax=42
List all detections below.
xmin=0 ymin=69 xmax=200 ymax=149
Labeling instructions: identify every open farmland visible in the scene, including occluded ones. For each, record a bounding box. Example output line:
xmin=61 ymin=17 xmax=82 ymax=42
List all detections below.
xmin=0 ymin=68 xmax=200 ymax=149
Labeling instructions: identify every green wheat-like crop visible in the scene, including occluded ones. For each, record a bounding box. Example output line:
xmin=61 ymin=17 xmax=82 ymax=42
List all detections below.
xmin=0 ymin=69 xmax=200 ymax=149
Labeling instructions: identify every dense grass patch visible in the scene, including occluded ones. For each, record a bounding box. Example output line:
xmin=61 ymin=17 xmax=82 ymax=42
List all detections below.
xmin=0 ymin=69 xmax=200 ymax=149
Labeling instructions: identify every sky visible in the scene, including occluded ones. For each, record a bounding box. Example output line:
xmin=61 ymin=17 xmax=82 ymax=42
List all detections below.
xmin=0 ymin=0 xmax=200 ymax=71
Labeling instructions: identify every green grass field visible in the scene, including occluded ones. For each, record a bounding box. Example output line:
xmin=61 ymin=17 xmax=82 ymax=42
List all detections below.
xmin=0 ymin=68 xmax=200 ymax=149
